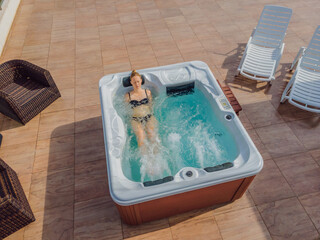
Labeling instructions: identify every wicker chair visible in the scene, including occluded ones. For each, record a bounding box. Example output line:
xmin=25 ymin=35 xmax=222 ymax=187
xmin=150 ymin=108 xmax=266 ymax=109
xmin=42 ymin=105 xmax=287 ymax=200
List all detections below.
xmin=0 ymin=60 xmax=61 ymax=124
xmin=0 ymin=158 xmax=35 ymax=239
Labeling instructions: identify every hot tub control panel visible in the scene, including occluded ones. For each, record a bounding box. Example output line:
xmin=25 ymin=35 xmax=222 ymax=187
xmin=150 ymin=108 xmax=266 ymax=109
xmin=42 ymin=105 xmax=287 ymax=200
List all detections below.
xmin=218 ymin=97 xmax=232 ymax=111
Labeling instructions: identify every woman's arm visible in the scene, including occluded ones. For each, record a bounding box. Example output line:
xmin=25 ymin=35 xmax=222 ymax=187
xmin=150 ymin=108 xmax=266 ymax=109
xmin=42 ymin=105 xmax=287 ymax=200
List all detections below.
xmin=147 ymin=89 xmax=152 ymax=101
xmin=124 ymin=92 xmax=130 ymax=103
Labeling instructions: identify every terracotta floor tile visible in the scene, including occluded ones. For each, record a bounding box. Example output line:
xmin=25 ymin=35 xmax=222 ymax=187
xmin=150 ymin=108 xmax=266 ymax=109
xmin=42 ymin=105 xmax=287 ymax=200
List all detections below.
xmin=101 ymin=48 xmax=129 ymax=65
xmin=24 ymin=30 xmax=52 ymax=46
xmin=299 ymin=192 xmax=320 ymax=231
xmin=169 ymin=27 xmax=196 ymax=41
xmin=38 ymin=110 xmax=75 ymax=140
xmin=211 ymin=191 xmax=255 ymax=216
xmin=169 ymin=207 xmax=214 ymax=226
xmin=157 ymin=54 xmax=184 ymax=66
xmin=273 ymin=100 xmax=316 ymax=122
xmin=248 ymin=160 xmax=294 ymax=205
xmin=75 ymin=129 xmax=105 ymax=164
xmin=103 ymin=61 xmax=132 ymax=75
xmin=123 ymin=218 xmax=169 ymax=239
xmin=48 ymin=42 xmax=75 ymax=63
xmin=137 ymin=1 xmax=157 ymax=10
xmin=273 ymin=152 xmax=320 ymax=196
xmin=116 ymin=1 xmax=138 ymax=13
xmin=75 ymin=159 xmax=108 ymax=202
xmin=74 ymin=197 xmax=123 ymax=240
xmin=99 ymin=24 xmax=123 ymax=37
xmin=237 ymin=111 xmax=253 ymax=130
xmin=182 ymin=49 xmax=210 ymax=63
xmin=75 ymin=105 xmax=102 ymax=133
xmin=170 ymin=215 xmax=222 ymax=240
xmin=151 ymin=41 xmax=180 ymax=58
xmin=310 ymin=149 xmax=320 ymax=165
xmin=24 ymin=205 xmax=73 ymax=240
xmin=258 ymin=197 xmax=319 ymax=240
xmin=41 ymin=88 xmax=75 ymax=114
xmin=33 ymin=135 xmax=74 ymax=173
xmin=54 ymin=1 xmax=75 ymax=10
xmin=164 ymin=15 xmax=187 ymax=26
xmin=139 ymin=9 xmax=162 ymax=21
xmin=130 ymin=56 xmax=159 ymax=70
xmin=124 ymin=32 xmax=150 ymax=47
xmin=287 ymin=118 xmax=320 ymax=150
xmin=125 ymin=228 xmax=172 ymax=240
xmin=76 ymin=27 xmax=99 ymax=41
xmin=119 ymin=11 xmax=141 ymax=24
xmin=160 ymin=8 xmax=183 ymax=18
xmin=144 ymin=19 xmax=168 ymax=33
xmin=18 ymin=173 xmax=33 ymax=200
xmin=242 ymin=101 xmax=284 ymax=128
xmin=5 ymin=228 xmax=25 ymax=240
xmin=215 ymin=207 xmax=271 ymax=240
xmin=0 ymin=141 xmax=36 ymax=176
xmin=127 ymin=44 xmax=155 ymax=58
xmin=100 ymin=35 xmax=127 ymax=52
xmin=255 ymin=123 xmax=305 ymax=158
xmin=49 ymin=67 xmax=75 ymax=90
xmin=97 ymin=13 xmax=120 ymax=26
xmin=75 ymin=39 xmax=101 ymax=55
xmin=246 ymin=129 xmax=271 ymax=161
xmin=0 ymin=115 xmax=40 ymax=148
xmin=29 ymin=168 xmax=74 ymax=213
xmin=75 ymin=68 xmax=103 ymax=86
xmin=21 ymin=44 xmax=50 ymax=62
xmin=176 ymin=37 xmax=204 ymax=53
xmin=75 ymin=84 xmax=101 ymax=108
xmin=76 ymin=0 xmax=95 ymax=8
xmin=75 ymin=7 xmax=98 ymax=29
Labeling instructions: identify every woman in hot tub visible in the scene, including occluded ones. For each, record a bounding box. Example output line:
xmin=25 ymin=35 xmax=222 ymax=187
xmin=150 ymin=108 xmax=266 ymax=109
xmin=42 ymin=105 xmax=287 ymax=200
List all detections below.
xmin=125 ymin=70 xmax=159 ymax=154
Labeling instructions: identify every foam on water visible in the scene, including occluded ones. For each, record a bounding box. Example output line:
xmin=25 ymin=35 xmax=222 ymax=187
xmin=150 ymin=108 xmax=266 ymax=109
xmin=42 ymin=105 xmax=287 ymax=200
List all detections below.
xmin=114 ymin=88 xmax=239 ymax=182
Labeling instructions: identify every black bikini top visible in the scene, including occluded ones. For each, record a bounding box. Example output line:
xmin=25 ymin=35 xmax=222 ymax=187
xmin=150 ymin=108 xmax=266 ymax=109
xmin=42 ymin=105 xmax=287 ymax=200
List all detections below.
xmin=129 ymin=89 xmax=149 ymax=108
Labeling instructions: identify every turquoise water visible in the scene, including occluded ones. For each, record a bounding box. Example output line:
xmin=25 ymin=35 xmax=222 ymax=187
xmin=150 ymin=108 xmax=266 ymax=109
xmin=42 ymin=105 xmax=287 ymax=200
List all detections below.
xmin=114 ymin=88 xmax=239 ymax=182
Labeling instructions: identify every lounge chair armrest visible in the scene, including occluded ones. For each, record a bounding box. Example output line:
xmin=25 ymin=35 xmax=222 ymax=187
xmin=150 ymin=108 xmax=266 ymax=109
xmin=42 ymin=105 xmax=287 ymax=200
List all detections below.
xmin=290 ymin=47 xmax=306 ymax=71
xmin=250 ymin=28 xmax=256 ymax=37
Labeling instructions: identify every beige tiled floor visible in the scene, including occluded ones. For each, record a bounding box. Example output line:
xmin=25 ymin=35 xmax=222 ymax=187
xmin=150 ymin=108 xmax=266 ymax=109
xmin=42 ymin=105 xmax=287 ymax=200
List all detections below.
xmin=1 ymin=0 xmax=320 ymax=239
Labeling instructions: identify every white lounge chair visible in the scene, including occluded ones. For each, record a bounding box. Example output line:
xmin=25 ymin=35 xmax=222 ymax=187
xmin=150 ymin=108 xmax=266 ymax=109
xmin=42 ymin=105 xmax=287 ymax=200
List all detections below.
xmin=280 ymin=25 xmax=320 ymax=113
xmin=237 ymin=5 xmax=292 ymax=84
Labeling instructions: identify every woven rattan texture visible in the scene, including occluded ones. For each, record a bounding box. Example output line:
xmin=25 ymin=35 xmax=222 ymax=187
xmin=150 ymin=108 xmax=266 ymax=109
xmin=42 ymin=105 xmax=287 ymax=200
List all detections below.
xmin=0 ymin=59 xmax=61 ymax=124
xmin=0 ymin=159 xmax=35 ymax=239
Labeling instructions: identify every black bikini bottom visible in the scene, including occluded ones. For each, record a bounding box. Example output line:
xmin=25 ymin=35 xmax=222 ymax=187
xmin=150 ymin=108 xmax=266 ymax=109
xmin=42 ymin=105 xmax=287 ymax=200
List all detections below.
xmin=132 ymin=114 xmax=152 ymax=123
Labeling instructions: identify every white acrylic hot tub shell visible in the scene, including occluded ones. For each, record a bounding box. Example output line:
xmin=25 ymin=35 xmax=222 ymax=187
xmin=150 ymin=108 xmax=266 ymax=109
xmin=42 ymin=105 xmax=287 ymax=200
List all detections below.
xmin=99 ymin=61 xmax=263 ymax=206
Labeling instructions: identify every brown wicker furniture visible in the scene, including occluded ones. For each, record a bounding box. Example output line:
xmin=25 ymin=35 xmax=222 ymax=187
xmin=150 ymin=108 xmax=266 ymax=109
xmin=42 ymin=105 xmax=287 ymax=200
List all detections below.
xmin=0 ymin=59 xmax=61 ymax=124
xmin=0 ymin=158 xmax=35 ymax=239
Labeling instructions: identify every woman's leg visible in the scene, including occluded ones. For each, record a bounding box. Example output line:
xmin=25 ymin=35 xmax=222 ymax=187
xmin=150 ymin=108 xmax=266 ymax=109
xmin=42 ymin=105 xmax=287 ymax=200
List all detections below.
xmin=145 ymin=116 xmax=158 ymax=143
xmin=145 ymin=116 xmax=160 ymax=154
xmin=131 ymin=120 xmax=146 ymax=151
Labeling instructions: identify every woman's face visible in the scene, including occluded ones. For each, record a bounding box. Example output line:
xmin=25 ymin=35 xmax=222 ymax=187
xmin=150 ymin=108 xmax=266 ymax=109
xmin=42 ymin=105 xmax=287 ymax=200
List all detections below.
xmin=130 ymin=75 xmax=142 ymax=89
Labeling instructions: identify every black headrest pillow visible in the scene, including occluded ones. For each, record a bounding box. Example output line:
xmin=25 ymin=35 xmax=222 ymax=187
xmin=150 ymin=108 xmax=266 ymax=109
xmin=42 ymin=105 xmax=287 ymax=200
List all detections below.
xmin=122 ymin=75 xmax=146 ymax=87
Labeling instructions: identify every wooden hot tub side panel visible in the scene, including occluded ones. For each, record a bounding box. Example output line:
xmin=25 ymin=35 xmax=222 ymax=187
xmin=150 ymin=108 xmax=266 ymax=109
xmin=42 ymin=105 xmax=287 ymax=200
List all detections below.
xmin=116 ymin=175 xmax=255 ymax=225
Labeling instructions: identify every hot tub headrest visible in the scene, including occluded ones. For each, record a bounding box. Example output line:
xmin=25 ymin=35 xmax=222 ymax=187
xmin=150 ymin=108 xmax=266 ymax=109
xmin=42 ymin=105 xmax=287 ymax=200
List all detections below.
xmin=122 ymin=75 xmax=146 ymax=87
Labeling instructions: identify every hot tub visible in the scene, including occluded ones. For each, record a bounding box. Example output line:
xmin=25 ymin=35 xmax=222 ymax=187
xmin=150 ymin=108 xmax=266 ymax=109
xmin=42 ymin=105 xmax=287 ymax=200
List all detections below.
xmin=99 ymin=61 xmax=263 ymax=225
